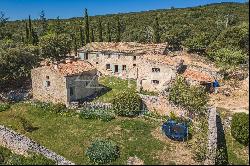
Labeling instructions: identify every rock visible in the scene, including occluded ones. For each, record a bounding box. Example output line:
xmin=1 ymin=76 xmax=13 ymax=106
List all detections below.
xmin=127 ymin=156 xmax=144 ymax=165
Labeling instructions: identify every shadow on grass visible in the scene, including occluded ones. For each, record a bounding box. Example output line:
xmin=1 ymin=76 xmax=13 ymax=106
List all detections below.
xmin=215 ymin=114 xmax=229 ymax=165
xmin=78 ymin=84 xmax=112 ymax=103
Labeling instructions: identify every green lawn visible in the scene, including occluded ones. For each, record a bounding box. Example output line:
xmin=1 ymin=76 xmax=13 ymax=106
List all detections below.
xmin=0 ymin=102 xmax=171 ymax=165
xmin=0 ymin=145 xmax=55 ymax=165
xmin=94 ymin=76 xmax=136 ymax=103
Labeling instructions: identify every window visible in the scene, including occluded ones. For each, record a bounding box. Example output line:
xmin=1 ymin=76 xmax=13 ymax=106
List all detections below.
xmin=96 ymin=62 xmax=99 ymax=64
xmin=122 ymin=65 xmax=127 ymax=71
xmin=152 ymin=68 xmax=161 ymax=72
xmin=152 ymin=80 xmax=159 ymax=84
xmin=108 ymin=54 xmax=111 ymax=58
xmin=118 ymin=55 xmax=121 ymax=59
xmin=106 ymin=64 xmax=110 ymax=70
xmin=85 ymin=53 xmax=89 ymax=60
xmin=45 ymin=81 xmax=50 ymax=87
xmin=96 ymin=54 xmax=99 ymax=58
xmin=46 ymin=76 xmax=49 ymax=79
xmin=133 ymin=64 xmax=136 ymax=67
xmin=70 ymin=87 xmax=74 ymax=96
xmin=133 ymin=56 xmax=136 ymax=60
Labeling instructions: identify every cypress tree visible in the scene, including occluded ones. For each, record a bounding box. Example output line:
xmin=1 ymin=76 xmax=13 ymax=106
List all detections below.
xmin=31 ymin=28 xmax=39 ymax=45
xmin=153 ymin=17 xmax=160 ymax=43
xmin=28 ymin=15 xmax=32 ymax=43
xmin=84 ymin=8 xmax=90 ymax=44
xmin=115 ymin=17 xmax=121 ymax=42
xmin=98 ymin=18 xmax=103 ymax=42
xmin=39 ymin=10 xmax=47 ymax=36
xmin=90 ymin=28 xmax=95 ymax=42
xmin=80 ymin=27 xmax=85 ymax=46
xmin=25 ymin=22 xmax=29 ymax=44
xmin=107 ymin=22 xmax=111 ymax=42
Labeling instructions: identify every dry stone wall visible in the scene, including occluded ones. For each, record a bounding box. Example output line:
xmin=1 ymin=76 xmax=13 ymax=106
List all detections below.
xmin=0 ymin=125 xmax=75 ymax=165
xmin=205 ymin=107 xmax=217 ymax=165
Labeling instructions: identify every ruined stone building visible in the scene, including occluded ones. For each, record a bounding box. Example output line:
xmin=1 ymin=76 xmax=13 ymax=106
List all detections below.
xmin=31 ymin=59 xmax=99 ymax=105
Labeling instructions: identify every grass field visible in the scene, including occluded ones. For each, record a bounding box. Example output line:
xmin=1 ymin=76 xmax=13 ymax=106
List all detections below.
xmin=0 ymin=103 xmax=171 ymax=165
xmin=94 ymin=76 xmax=136 ymax=103
xmin=0 ymin=145 xmax=55 ymax=165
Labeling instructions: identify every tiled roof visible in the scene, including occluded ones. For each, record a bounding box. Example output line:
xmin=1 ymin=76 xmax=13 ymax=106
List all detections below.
xmin=183 ymin=69 xmax=214 ymax=82
xmin=142 ymin=54 xmax=181 ymax=66
xmin=78 ymin=42 xmax=167 ymax=54
xmin=39 ymin=60 xmax=95 ymax=76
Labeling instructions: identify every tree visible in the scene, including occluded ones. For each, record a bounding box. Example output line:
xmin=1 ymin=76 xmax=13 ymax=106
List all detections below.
xmin=168 ymin=76 xmax=209 ymax=116
xmin=79 ymin=27 xmax=85 ymax=46
xmin=98 ymin=18 xmax=103 ymax=42
xmin=153 ymin=17 xmax=160 ymax=43
xmin=31 ymin=28 xmax=39 ymax=45
xmin=107 ymin=22 xmax=112 ymax=42
xmin=54 ymin=16 xmax=64 ymax=35
xmin=0 ymin=40 xmax=40 ymax=80
xmin=90 ymin=28 xmax=95 ymax=42
xmin=28 ymin=15 xmax=32 ymax=43
xmin=39 ymin=10 xmax=48 ymax=36
xmin=207 ymin=48 xmax=247 ymax=70
xmin=184 ymin=32 xmax=211 ymax=53
xmin=231 ymin=113 xmax=249 ymax=146
xmin=0 ymin=12 xmax=8 ymax=27
xmin=39 ymin=33 xmax=72 ymax=60
xmin=115 ymin=16 xmax=121 ymax=42
xmin=84 ymin=8 xmax=90 ymax=44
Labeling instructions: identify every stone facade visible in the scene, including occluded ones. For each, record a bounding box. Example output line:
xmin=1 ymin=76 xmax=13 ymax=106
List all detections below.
xmin=31 ymin=60 xmax=99 ymax=106
xmin=77 ymin=42 xmax=182 ymax=92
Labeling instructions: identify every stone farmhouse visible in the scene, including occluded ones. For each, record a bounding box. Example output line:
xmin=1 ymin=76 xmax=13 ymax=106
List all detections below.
xmin=77 ymin=42 xmax=186 ymax=92
xmin=31 ymin=59 xmax=99 ymax=105
xmin=31 ymin=42 xmax=217 ymax=105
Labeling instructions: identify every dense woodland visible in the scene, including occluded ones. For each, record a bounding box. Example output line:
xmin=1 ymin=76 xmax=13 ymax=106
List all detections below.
xmin=0 ymin=2 xmax=249 ymax=88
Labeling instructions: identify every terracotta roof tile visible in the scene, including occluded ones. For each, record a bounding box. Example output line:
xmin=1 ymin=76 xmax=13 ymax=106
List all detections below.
xmin=143 ymin=54 xmax=181 ymax=66
xmin=79 ymin=42 xmax=167 ymax=54
xmin=183 ymin=69 xmax=214 ymax=82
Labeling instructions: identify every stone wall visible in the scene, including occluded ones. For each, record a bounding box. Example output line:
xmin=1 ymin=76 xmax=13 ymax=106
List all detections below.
xmin=205 ymin=107 xmax=217 ymax=165
xmin=0 ymin=125 xmax=74 ymax=165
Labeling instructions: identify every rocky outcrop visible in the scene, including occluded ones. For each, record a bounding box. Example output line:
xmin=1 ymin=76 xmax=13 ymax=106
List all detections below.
xmin=0 ymin=125 xmax=75 ymax=165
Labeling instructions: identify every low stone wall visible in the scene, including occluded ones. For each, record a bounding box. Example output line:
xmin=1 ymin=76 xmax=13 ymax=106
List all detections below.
xmin=0 ymin=125 xmax=75 ymax=165
xmin=205 ymin=107 xmax=217 ymax=165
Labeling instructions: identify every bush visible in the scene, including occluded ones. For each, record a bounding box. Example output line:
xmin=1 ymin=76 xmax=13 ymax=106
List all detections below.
xmin=79 ymin=109 xmax=115 ymax=122
xmin=112 ymin=91 xmax=142 ymax=117
xmin=34 ymin=102 xmax=66 ymax=113
xmin=231 ymin=113 xmax=249 ymax=146
xmin=85 ymin=139 xmax=120 ymax=164
xmin=169 ymin=76 xmax=208 ymax=116
xmin=0 ymin=103 xmax=10 ymax=112
xmin=18 ymin=117 xmax=37 ymax=132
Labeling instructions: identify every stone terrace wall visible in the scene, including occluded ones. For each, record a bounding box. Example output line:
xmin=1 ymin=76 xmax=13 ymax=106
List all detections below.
xmin=0 ymin=125 xmax=75 ymax=165
xmin=205 ymin=107 xmax=217 ymax=165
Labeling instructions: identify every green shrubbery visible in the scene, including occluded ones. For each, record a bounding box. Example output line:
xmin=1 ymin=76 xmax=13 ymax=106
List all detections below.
xmin=79 ymin=109 xmax=115 ymax=122
xmin=231 ymin=113 xmax=249 ymax=146
xmin=112 ymin=91 xmax=142 ymax=117
xmin=0 ymin=103 xmax=10 ymax=112
xmin=85 ymin=139 xmax=120 ymax=164
xmin=169 ymin=76 xmax=209 ymax=116
xmin=34 ymin=102 xmax=66 ymax=113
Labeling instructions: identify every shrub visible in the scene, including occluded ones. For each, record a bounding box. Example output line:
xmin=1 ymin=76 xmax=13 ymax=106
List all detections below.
xmin=169 ymin=76 xmax=208 ymax=116
xmin=231 ymin=113 xmax=249 ymax=146
xmin=79 ymin=109 xmax=115 ymax=122
xmin=18 ymin=117 xmax=37 ymax=132
xmin=112 ymin=91 xmax=142 ymax=117
xmin=34 ymin=102 xmax=66 ymax=113
xmin=85 ymin=139 xmax=120 ymax=164
xmin=0 ymin=103 xmax=10 ymax=112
